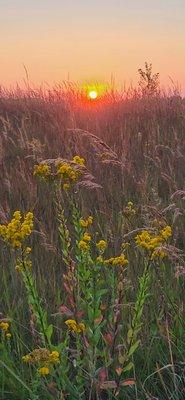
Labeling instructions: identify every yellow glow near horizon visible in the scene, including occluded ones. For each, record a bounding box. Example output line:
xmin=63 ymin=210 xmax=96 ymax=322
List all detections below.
xmin=88 ymin=90 xmax=98 ymax=99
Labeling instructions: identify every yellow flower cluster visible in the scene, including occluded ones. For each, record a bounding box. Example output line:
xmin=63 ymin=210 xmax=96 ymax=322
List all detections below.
xmin=33 ymin=163 xmax=51 ymax=180
xmin=135 ymin=231 xmax=162 ymax=250
xmin=104 ymin=254 xmax=129 ymax=267
xmin=79 ymin=216 xmax=93 ymax=228
xmin=38 ymin=366 xmax=50 ymax=376
xmin=73 ymin=155 xmax=85 ymax=166
xmin=0 ymin=322 xmax=9 ymax=332
xmin=96 ymin=253 xmax=129 ymax=266
xmin=65 ymin=319 xmax=85 ymax=334
xmin=78 ymin=239 xmax=90 ymax=252
xmin=78 ymin=219 xmax=93 ymax=252
xmin=160 ymin=226 xmax=172 ymax=240
xmin=56 ymin=159 xmax=85 ymax=190
xmin=96 ymin=255 xmax=104 ymax=264
xmin=0 ymin=321 xmax=11 ymax=339
xmin=83 ymin=232 xmax=91 ymax=242
xmin=63 ymin=183 xmax=70 ymax=191
xmin=57 ymin=162 xmax=79 ymax=181
xmin=33 ymin=156 xmax=85 ymax=189
xmin=0 ymin=211 xmax=33 ymax=248
xmin=96 ymin=240 xmax=107 ymax=252
xmin=135 ymin=225 xmax=172 ymax=259
xmin=22 ymin=349 xmax=60 ymax=376
xmin=123 ymin=201 xmax=136 ymax=217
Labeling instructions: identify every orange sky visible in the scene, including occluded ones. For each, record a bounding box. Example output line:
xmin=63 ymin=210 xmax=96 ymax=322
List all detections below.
xmin=1 ymin=1 xmax=185 ymax=91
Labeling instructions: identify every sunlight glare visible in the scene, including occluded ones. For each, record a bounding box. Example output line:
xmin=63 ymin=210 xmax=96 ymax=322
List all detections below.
xmin=89 ymin=90 xmax=98 ymax=99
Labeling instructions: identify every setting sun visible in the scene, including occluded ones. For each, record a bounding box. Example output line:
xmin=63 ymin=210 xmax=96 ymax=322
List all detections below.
xmin=88 ymin=90 xmax=98 ymax=99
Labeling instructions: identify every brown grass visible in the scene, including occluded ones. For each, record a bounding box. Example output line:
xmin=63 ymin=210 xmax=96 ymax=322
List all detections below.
xmin=1 ymin=83 xmax=185 ymax=303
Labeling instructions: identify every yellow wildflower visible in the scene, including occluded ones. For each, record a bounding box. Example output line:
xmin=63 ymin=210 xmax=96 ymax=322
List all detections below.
xmin=0 ymin=211 xmax=33 ymax=248
xmin=73 ymin=155 xmax=85 ymax=166
xmin=80 ymin=216 xmax=93 ymax=228
xmin=104 ymin=257 xmax=114 ymax=266
xmin=68 ymin=170 xmax=77 ymax=181
xmin=22 ymin=348 xmax=60 ymax=372
xmin=33 ymin=163 xmax=51 ymax=180
xmin=160 ymin=226 xmax=172 ymax=240
xmin=63 ymin=183 xmax=70 ymax=191
xmin=87 ymin=216 xmax=93 ymax=224
xmin=135 ymin=225 xmax=172 ymax=253
xmin=25 ymin=247 xmax=32 ymax=254
xmin=13 ymin=211 xmax=21 ymax=220
xmin=48 ymin=351 xmax=60 ymax=364
xmin=5 ymin=333 xmax=12 ymax=339
xmin=38 ymin=366 xmax=50 ymax=376
xmin=15 ymin=264 xmax=22 ymax=272
xmin=104 ymin=254 xmax=128 ymax=266
xmin=78 ymin=322 xmax=86 ymax=333
xmin=135 ymin=230 xmax=151 ymax=249
xmin=31 ymin=348 xmax=50 ymax=363
xmin=78 ymin=240 xmax=90 ymax=252
xmin=123 ymin=201 xmax=136 ymax=216
xmin=83 ymin=232 xmax=91 ymax=242
xmin=56 ymin=162 xmax=79 ymax=183
xmin=149 ymin=236 xmax=163 ymax=249
xmin=65 ymin=319 xmax=77 ymax=331
xmin=96 ymin=255 xmax=104 ymax=264
xmin=96 ymin=240 xmax=107 ymax=252
xmin=65 ymin=319 xmax=85 ymax=334
xmin=22 ymin=354 xmax=31 ymax=363
xmin=112 ymin=255 xmax=129 ymax=266
xmin=0 ymin=322 xmax=9 ymax=332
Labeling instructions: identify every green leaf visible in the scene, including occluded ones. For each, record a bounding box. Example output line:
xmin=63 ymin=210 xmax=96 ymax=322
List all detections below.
xmin=95 ymin=289 xmax=108 ymax=298
xmin=123 ymin=361 xmax=134 ymax=372
xmin=127 ymin=328 xmax=133 ymax=344
xmin=46 ymin=324 xmax=53 ymax=341
xmin=128 ymin=340 xmax=140 ymax=357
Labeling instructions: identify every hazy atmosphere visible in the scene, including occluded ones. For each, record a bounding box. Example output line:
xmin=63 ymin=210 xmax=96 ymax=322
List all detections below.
xmin=1 ymin=0 xmax=185 ymax=88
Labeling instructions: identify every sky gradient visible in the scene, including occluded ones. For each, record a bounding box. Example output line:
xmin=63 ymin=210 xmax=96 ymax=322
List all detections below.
xmin=1 ymin=0 xmax=185 ymax=89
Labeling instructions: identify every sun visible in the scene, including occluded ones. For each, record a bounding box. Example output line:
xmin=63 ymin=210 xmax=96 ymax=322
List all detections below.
xmin=82 ymin=81 xmax=108 ymax=101
xmin=88 ymin=90 xmax=98 ymax=100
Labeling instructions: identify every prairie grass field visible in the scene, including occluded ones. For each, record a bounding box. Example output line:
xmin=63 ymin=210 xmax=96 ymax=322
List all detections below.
xmin=0 ymin=81 xmax=185 ymax=400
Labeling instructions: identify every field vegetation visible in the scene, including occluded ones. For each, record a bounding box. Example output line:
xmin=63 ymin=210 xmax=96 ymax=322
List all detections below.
xmin=0 ymin=65 xmax=185 ymax=399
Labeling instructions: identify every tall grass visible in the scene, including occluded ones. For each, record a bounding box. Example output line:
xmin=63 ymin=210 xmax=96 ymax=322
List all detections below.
xmin=0 ymin=82 xmax=185 ymax=399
